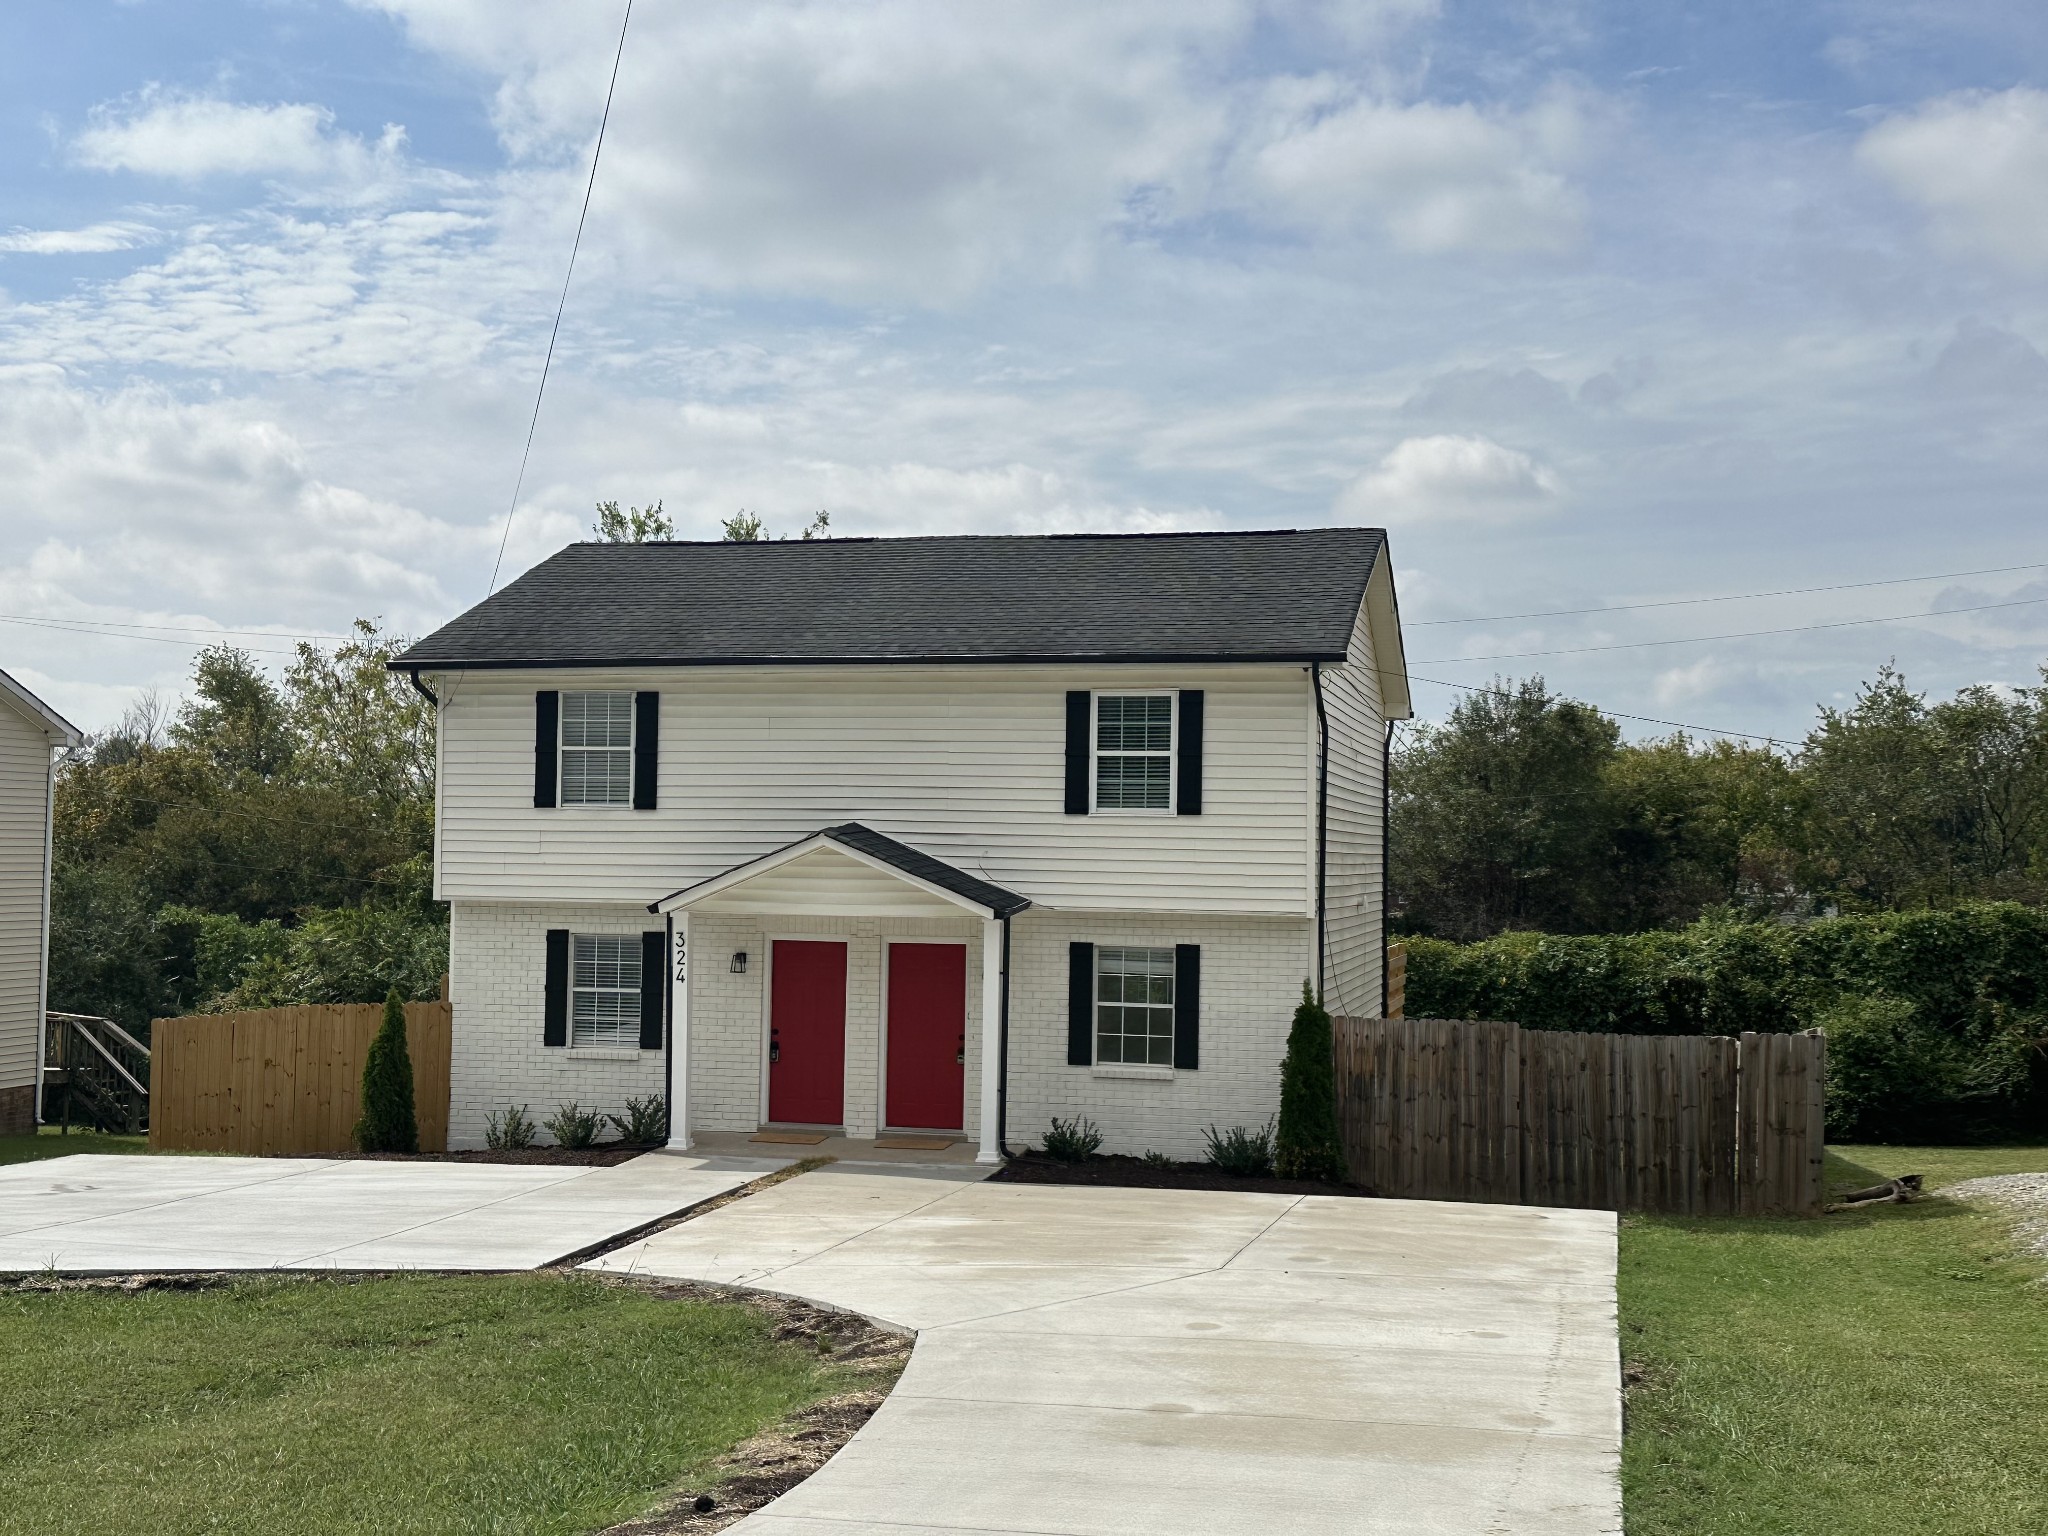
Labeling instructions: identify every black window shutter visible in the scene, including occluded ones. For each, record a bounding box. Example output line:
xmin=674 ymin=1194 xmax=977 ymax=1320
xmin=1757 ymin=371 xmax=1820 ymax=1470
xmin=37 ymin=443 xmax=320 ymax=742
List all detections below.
xmin=534 ymin=691 xmax=559 ymax=808
xmin=639 ymin=930 xmax=666 ymax=1049
xmin=1176 ymin=690 xmax=1204 ymax=815
xmin=1173 ymin=944 xmax=1200 ymax=1070
xmin=543 ymin=929 xmax=569 ymax=1047
xmin=1064 ymin=691 xmax=1091 ymax=814
xmin=632 ymin=691 xmax=659 ymax=810
xmin=1067 ymin=941 xmax=1094 ymax=1066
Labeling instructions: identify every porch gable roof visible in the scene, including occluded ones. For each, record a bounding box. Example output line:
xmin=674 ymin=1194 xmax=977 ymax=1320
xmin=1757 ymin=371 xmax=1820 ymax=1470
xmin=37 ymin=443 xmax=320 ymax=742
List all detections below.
xmin=649 ymin=822 xmax=1032 ymax=920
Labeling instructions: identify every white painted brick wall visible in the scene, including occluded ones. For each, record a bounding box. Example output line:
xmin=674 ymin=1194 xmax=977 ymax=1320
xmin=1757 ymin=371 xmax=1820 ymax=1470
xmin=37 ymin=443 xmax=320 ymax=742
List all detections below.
xmin=1003 ymin=909 xmax=1313 ymax=1161
xmin=448 ymin=900 xmax=669 ymax=1148
xmin=452 ymin=899 xmax=1306 ymax=1161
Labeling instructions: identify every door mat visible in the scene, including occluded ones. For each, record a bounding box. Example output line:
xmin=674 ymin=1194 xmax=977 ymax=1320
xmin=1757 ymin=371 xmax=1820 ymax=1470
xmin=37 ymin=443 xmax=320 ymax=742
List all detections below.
xmin=874 ymin=1135 xmax=960 ymax=1151
xmin=750 ymin=1130 xmax=829 ymax=1145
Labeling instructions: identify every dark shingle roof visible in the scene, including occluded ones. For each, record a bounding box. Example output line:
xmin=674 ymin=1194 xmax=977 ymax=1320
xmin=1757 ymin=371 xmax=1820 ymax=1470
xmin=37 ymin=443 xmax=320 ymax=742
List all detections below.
xmin=819 ymin=823 xmax=1032 ymax=917
xmin=394 ymin=528 xmax=1384 ymax=669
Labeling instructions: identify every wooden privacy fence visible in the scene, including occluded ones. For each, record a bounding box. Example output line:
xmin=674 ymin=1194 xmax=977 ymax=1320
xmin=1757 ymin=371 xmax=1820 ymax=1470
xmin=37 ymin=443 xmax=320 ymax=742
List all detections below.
xmin=150 ymin=1003 xmax=452 ymax=1155
xmin=1333 ymin=1017 xmax=1827 ymax=1216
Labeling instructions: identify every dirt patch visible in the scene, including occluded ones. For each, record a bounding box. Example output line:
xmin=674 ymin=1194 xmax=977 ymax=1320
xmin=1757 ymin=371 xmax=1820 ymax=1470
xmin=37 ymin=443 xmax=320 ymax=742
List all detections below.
xmin=1942 ymin=1173 xmax=2048 ymax=1263
xmin=991 ymin=1149 xmax=1371 ymax=1199
xmin=592 ymin=1275 xmax=910 ymax=1534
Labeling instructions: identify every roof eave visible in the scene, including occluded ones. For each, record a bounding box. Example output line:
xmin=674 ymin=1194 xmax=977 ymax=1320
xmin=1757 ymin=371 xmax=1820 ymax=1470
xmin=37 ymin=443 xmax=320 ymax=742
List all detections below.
xmin=389 ymin=649 xmax=1350 ymax=673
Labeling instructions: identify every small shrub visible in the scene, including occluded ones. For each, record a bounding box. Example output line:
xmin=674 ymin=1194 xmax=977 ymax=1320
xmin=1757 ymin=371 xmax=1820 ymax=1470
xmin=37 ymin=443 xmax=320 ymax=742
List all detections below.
xmin=607 ymin=1095 xmax=669 ymax=1146
xmin=543 ymin=1102 xmax=603 ymax=1150
xmin=484 ymin=1104 xmax=537 ymax=1150
xmin=1275 ymin=982 xmax=1346 ymax=1182
xmin=1141 ymin=1150 xmax=1174 ymax=1168
xmin=1203 ymin=1119 xmax=1275 ymax=1177
xmin=1041 ymin=1115 xmax=1102 ymax=1163
xmin=353 ymin=988 xmax=418 ymax=1153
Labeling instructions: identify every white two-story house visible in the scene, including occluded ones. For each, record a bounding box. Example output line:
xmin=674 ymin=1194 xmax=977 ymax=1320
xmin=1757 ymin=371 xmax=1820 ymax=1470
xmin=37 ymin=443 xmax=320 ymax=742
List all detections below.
xmin=393 ymin=528 xmax=1409 ymax=1160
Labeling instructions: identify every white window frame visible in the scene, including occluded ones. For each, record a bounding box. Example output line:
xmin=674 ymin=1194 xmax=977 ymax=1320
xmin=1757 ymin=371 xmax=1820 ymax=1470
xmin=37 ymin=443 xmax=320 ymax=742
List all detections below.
xmin=570 ymin=932 xmax=643 ymax=1050
xmin=1094 ymin=945 xmax=1177 ymax=1067
xmin=1090 ymin=690 xmax=1175 ymax=815
xmin=559 ymin=690 xmax=635 ymax=808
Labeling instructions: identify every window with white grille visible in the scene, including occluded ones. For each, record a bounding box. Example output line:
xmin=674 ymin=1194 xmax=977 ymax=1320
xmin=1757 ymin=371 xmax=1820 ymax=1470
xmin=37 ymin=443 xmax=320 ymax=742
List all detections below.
xmin=572 ymin=934 xmax=641 ymax=1048
xmin=1094 ymin=694 xmax=1173 ymax=811
xmin=561 ymin=691 xmax=633 ymax=805
xmin=1095 ymin=946 xmax=1175 ymax=1065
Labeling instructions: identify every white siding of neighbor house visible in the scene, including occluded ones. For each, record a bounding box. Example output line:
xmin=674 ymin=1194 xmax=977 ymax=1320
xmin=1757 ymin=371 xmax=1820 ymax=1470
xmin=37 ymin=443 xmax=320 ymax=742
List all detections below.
xmin=0 ymin=697 xmax=56 ymax=1103
xmin=1319 ymin=575 xmax=1391 ymax=1021
xmin=430 ymin=663 xmax=1316 ymax=916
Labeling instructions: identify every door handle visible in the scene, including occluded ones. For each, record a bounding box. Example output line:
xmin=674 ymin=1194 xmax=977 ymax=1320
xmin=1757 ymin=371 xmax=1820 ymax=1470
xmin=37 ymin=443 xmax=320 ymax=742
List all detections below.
xmin=770 ymin=1028 xmax=780 ymax=1064
xmin=956 ymin=1033 xmax=965 ymax=1066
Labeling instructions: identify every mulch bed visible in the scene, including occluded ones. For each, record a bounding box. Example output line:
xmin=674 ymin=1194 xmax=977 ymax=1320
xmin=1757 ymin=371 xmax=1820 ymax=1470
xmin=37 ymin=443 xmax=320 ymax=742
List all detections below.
xmin=992 ymin=1150 xmax=1372 ymax=1198
xmin=301 ymin=1145 xmax=652 ymax=1167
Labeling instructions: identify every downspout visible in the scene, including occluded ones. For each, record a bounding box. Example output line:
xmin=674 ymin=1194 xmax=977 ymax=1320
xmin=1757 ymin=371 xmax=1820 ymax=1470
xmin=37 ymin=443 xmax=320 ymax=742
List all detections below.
xmin=1382 ymin=718 xmax=1394 ymax=1017
xmin=1312 ymin=662 xmax=1329 ymax=999
xmin=996 ymin=913 xmax=1013 ymax=1157
xmin=33 ymin=741 xmax=60 ymax=1124
xmin=405 ymin=667 xmax=440 ymax=707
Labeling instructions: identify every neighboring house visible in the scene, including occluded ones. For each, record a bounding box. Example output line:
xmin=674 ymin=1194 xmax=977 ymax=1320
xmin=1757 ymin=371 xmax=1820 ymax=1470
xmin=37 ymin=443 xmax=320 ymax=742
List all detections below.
xmin=0 ymin=669 xmax=81 ymax=1136
xmin=392 ymin=529 xmax=1409 ymax=1159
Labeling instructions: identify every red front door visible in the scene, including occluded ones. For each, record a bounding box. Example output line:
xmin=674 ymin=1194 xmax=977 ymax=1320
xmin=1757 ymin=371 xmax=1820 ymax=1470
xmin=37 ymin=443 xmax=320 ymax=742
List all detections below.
xmin=768 ymin=940 xmax=847 ymax=1126
xmin=886 ymin=943 xmax=966 ymax=1131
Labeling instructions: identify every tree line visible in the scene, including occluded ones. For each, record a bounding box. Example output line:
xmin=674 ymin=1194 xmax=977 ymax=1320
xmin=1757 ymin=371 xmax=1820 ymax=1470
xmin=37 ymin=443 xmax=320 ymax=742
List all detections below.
xmin=1391 ymin=666 xmax=2048 ymax=942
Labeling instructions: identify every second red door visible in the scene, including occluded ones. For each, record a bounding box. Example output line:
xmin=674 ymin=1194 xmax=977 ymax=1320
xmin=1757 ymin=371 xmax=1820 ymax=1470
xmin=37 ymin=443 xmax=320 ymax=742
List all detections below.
xmin=768 ymin=940 xmax=847 ymax=1126
xmin=886 ymin=943 xmax=966 ymax=1131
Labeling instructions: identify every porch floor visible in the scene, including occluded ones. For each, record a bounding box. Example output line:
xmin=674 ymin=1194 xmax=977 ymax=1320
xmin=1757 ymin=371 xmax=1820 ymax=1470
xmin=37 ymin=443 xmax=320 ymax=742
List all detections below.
xmin=688 ymin=1130 xmax=985 ymax=1167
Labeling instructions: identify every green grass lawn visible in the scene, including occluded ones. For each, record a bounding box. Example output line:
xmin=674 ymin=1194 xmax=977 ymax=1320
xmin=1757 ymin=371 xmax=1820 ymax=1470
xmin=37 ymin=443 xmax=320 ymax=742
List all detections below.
xmin=0 ymin=1127 xmax=155 ymax=1165
xmin=1621 ymin=1143 xmax=2048 ymax=1536
xmin=0 ymin=1271 xmax=881 ymax=1536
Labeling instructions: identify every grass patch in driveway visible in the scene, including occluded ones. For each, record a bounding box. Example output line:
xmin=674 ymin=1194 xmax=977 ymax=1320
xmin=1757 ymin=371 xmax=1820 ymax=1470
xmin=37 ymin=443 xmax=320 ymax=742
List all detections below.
xmin=0 ymin=1128 xmax=155 ymax=1165
xmin=0 ymin=1271 xmax=887 ymax=1536
xmin=1620 ymin=1144 xmax=2048 ymax=1536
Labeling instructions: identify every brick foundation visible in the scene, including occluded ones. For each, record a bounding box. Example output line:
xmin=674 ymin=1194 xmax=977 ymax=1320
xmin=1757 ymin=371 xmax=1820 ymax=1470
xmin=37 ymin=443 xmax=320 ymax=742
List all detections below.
xmin=0 ymin=1083 xmax=35 ymax=1138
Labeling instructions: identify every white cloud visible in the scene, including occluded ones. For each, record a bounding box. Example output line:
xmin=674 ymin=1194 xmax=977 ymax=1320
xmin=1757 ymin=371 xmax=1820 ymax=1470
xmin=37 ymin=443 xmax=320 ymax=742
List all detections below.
xmin=72 ymin=87 xmax=413 ymax=198
xmin=1858 ymin=87 xmax=2048 ymax=275
xmin=1241 ymin=81 xmax=1588 ymax=253
xmin=1335 ymin=434 xmax=1561 ymax=525
xmin=0 ymin=221 xmax=157 ymax=255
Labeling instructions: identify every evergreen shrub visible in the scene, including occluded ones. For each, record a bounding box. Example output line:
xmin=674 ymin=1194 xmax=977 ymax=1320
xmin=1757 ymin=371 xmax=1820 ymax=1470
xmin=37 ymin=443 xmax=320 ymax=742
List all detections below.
xmin=354 ymin=988 xmax=419 ymax=1153
xmin=1275 ymin=983 xmax=1348 ymax=1181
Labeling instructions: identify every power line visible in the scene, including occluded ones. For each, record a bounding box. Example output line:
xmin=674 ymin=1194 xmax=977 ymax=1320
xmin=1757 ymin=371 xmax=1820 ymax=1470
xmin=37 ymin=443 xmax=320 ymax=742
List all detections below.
xmin=1405 ymin=673 xmax=1798 ymax=747
xmin=1412 ymin=594 xmax=2048 ymax=666
xmin=486 ymin=0 xmax=636 ymax=596
xmin=0 ymin=613 xmax=308 ymax=655
xmin=0 ymin=611 xmax=345 ymax=650
xmin=1409 ymin=560 xmax=2048 ymax=627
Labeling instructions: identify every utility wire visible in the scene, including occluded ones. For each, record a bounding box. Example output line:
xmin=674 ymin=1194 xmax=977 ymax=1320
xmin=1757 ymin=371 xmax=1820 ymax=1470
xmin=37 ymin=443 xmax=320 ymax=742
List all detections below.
xmin=1409 ymin=560 xmax=2048 ymax=627
xmin=486 ymin=0 xmax=636 ymax=596
xmin=1411 ymin=594 xmax=2048 ymax=666
xmin=0 ymin=612 xmax=344 ymax=651
xmin=1404 ymin=673 xmax=1798 ymax=747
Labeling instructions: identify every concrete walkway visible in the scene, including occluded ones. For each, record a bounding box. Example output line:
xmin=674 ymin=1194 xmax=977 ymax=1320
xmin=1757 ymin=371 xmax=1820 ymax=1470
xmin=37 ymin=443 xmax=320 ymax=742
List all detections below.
xmin=0 ymin=1151 xmax=774 ymax=1272
xmin=590 ymin=1166 xmax=1623 ymax=1535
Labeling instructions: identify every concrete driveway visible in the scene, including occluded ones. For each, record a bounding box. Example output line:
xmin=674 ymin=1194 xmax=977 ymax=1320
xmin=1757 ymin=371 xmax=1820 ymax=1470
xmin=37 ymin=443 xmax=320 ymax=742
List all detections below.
xmin=0 ymin=1151 xmax=770 ymax=1272
xmin=590 ymin=1166 xmax=1623 ymax=1536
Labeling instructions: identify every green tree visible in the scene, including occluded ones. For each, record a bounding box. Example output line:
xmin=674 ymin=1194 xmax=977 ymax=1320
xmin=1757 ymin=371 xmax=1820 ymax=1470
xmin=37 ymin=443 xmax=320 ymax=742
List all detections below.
xmin=355 ymin=988 xmax=419 ymax=1153
xmin=592 ymin=499 xmax=674 ymax=542
xmin=1274 ymin=984 xmax=1347 ymax=1181
xmin=721 ymin=509 xmax=829 ymax=541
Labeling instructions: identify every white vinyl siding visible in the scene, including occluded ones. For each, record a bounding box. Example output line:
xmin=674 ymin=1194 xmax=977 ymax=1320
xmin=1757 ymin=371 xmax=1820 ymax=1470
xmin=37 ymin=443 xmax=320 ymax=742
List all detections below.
xmin=1095 ymin=946 xmax=1174 ymax=1065
xmin=560 ymin=691 xmax=633 ymax=805
xmin=0 ymin=700 xmax=55 ymax=1094
xmin=1093 ymin=693 xmax=1172 ymax=811
xmin=1320 ymin=563 xmax=1392 ymax=1019
xmin=571 ymin=933 xmax=641 ymax=1047
xmin=433 ymin=663 xmax=1315 ymax=915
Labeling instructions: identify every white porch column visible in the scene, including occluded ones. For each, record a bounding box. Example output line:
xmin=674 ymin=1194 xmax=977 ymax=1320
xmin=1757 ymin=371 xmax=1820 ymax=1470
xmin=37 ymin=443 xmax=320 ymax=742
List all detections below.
xmin=977 ymin=916 xmax=1003 ymax=1164
xmin=666 ymin=910 xmax=693 ymax=1150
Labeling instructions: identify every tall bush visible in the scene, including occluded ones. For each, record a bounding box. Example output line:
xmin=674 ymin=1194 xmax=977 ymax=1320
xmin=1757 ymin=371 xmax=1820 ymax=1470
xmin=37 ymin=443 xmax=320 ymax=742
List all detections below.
xmin=1275 ymin=984 xmax=1347 ymax=1182
xmin=354 ymin=987 xmax=419 ymax=1153
xmin=1406 ymin=902 xmax=2048 ymax=1141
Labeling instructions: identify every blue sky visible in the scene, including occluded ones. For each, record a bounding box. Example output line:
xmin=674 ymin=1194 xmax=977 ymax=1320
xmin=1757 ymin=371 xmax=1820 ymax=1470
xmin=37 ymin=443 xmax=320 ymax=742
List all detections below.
xmin=2 ymin=0 xmax=2044 ymax=740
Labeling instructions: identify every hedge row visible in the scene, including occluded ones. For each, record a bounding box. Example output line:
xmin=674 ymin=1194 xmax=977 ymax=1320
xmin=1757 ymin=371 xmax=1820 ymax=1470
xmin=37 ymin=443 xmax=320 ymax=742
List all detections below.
xmin=1404 ymin=903 xmax=2048 ymax=1142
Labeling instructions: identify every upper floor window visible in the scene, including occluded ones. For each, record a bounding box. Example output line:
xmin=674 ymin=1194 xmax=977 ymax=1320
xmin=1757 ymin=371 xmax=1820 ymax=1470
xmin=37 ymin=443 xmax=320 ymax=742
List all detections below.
xmin=1094 ymin=693 xmax=1173 ymax=811
xmin=561 ymin=691 xmax=633 ymax=805
xmin=1096 ymin=945 xmax=1175 ymax=1065
xmin=572 ymin=933 xmax=641 ymax=1048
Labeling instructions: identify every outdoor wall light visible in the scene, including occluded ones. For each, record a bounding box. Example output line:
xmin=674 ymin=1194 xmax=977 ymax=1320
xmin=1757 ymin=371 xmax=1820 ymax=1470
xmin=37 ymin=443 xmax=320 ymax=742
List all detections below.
xmin=730 ymin=951 xmax=748 ymax=974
